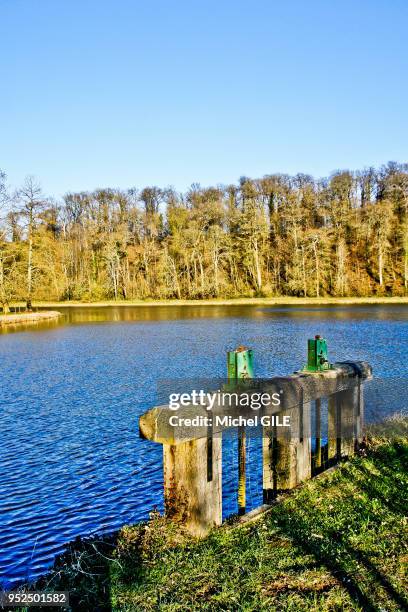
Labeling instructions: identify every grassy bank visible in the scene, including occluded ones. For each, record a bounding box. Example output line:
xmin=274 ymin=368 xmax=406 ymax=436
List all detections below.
xmin=16 ymin=296 xmax=408 ymax=308
xmin=0 ymin=311 xmax=61 ymax=328
xmin=26 ymin=424 xmax=408 ymax=612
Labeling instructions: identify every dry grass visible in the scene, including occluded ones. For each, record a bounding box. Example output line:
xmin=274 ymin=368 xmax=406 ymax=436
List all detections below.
xmin=0 ymin=311 xmax=61 ymax=326
xmin=13 ymin=296 xmax=408 ymax=308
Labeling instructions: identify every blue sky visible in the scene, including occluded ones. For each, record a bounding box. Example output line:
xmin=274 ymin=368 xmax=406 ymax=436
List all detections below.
xmin=1 ymin=0 xmax=407 ymax=197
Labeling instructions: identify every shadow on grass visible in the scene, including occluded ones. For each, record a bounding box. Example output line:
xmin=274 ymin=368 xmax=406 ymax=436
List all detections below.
xmin=272 ymin=442 xmax=408 ymax=611
xmin=351 ymin=462 xmax=408 ymax=516
xmin=20 ymin=442 xmax=407 ymax=611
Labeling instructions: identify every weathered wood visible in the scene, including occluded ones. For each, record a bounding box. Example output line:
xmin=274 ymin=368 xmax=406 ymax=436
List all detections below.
xmin=262 ymin=424 xmax=277 ymax=503
xmin=237 ymin=425 xmax=246 ymax=514
xmin=296 ymin=401 xmax=312 ymax=483
xmin=356 ymin=379 xmax=364 ymax=445
xmin=139 ymin=362 xmax=372 ymax=444
xmin=139 ymin=360 xmax=371 ymax=535
xmin=328 ymin=382 xmax=362 ymax=460
xmin=263 ymin=401 xmax=312 ymax=493
xmin=163 ymin=436 xmax=222 ymax=537
xmin=314 ymin=398 xmax=322 ymax=469
xmin=339 ymin=386 xmax=358 ymax=457
xmin=139 ymin=404 xmax=211 ymax=444
xmin=261 ymin=364 xmax=370 ymax=495
xmin=328 ymin=394 xmax=340 ymax=460
xmin=275 ymin=437 xmax=298 ymax=490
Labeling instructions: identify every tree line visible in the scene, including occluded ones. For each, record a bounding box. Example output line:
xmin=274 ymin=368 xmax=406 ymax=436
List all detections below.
xmin=1 ymin=162 xmax=408 ymax=310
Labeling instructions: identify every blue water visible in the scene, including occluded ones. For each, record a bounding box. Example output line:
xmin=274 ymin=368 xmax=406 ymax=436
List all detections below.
xmin=1 ymin=304 xmax=408 ymax=587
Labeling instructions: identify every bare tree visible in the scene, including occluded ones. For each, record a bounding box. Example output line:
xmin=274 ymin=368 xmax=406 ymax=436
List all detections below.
xmin=0 ymin=163 xmax=407 ymax=303
xmin=16 ymin=176 xmax=45 ymax=310
xmin=0 ymin=171 xmax=16 ymax=313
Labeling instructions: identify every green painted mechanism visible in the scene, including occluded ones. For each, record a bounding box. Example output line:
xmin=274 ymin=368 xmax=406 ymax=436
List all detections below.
xmin=226 ymin=345 xmax=254 ymax=517
xmin=304 ymin=335 xmax=332 ymax=372
xmin=227 ymin=346 xmax=254 ymax=380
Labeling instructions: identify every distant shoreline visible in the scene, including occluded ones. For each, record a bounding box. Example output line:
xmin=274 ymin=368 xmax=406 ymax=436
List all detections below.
xmin=0 ymin=311 xmax=61 ymax=327
xmin=14 ymin=296 xmax=408 ymax=308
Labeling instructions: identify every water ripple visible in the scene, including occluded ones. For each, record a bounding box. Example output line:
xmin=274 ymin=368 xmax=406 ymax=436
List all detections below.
xmin=1 ymin=304 xmax=408 ymax=587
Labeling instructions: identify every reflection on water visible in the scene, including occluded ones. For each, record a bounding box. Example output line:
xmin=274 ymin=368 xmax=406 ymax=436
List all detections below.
xmin=44 ymin=303 xmax=408 ymax=324
xmin=3 ymin=303 xmax=408 ymax=332
xmin=1 ymin=303 xmax=408 ymax=587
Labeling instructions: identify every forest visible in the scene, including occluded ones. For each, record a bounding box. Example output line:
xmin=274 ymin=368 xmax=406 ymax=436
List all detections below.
xmin=1 ymin=162 xmax=408 ymax=310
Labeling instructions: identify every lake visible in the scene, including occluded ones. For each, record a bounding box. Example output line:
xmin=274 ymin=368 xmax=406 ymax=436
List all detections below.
xmin=1 ymin=304 xmax=408 ymax=587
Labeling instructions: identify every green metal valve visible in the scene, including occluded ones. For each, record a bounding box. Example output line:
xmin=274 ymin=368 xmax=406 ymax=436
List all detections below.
xmin=304 ymin=335 xmax=333 ymax=372
xmin=227 ymin=346 xmax=254 ymax=380
xmin=226 ymin=345 xmax=254 ymax=517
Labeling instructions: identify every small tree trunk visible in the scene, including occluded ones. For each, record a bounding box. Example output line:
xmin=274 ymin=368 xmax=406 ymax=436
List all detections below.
xmin=185 ymin=254 xmax=191 ymax=297
xmin=313 ymin=239 xmax=320 ymax=297
xmin=0 ymin=251 xmax=9 ymax=313
xmin=253 ymin=240 xmax=262 ymax=292
xmin=169 ymin=256 xmax=181 ymax=299
xmin=198 ymin=255 xmax=205 ymax=296
xmin=378 ymin=248 xmax=383 ymax=287
xmin=403 ymin=230 xmax=408 ymax=290
xmin=213 ymin=252 xmax=219 ymax=296
xmin=27 ymin=234 xmax=33 ymax=310
xmin=301 ymin=246 xmax=307 ymax=297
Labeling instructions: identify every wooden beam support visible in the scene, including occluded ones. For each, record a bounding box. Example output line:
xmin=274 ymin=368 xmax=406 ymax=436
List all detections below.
xmin=140 ymin=360 xmax=371 ymax=534
xmin=163 ymin=436 xmax=222 ymax=537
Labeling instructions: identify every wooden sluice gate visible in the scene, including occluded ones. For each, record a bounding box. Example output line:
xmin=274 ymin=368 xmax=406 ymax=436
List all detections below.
xmin=139 ymin=339 xmax=372 ymax=537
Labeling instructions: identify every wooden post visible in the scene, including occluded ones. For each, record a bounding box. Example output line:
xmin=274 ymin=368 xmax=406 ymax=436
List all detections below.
xmin=237 ymin=426 xmax=246 ymax=514
xmin=163 ymin=436 xmax=222 ymax=537
xmin=328 ymin=384 xmax=360 ymax=460
xmin=314 ymin=398 xmax=322 ymax=470
xmin=262 ymin=423 xmax=277 ymax=503
xmin=263 ymin=411 xmax=297 ymax=494
xmin=275 ymin=436 xmax=298 ymax=490
xmin=263 ymin=397 xmax=311 ymax=494
xmin=296 ymin=400 xmax=312 ymax=483
xmin=337 ymin=384 xmax=360 ymax=457
xmin=328 ymin=394 xmax=341 ymax=462
xmin=355 ymin=378 xmax=364 ymax=447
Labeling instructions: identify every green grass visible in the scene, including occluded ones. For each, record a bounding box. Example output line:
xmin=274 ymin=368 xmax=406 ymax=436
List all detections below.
xmin=21 ymin=430 xmax=408 ymax=611
xmin=110 ymin=440 xmax=408 ymax=611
